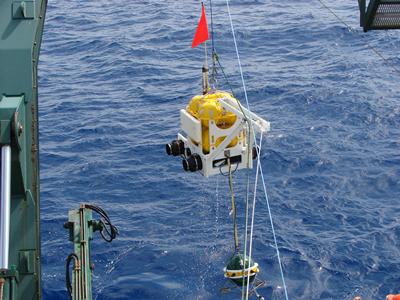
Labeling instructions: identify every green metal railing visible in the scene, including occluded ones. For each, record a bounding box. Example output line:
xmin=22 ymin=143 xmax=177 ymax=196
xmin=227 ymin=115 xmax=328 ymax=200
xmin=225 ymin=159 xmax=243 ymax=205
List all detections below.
xmin=359 ymin=0 xmax=400 ymax=31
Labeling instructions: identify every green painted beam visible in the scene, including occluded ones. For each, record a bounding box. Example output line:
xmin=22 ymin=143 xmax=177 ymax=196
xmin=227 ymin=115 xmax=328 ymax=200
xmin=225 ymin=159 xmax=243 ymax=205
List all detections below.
xmin=0 ymin=0 xmax=47 ymax=298
xmin=66 ymin=207 xmax=96 ymax=300
xmin=65 ymin=206 xmax=108 ymax=300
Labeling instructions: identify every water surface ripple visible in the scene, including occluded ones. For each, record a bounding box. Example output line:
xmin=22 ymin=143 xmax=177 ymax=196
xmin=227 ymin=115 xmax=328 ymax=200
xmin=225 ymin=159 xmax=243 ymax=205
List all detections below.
xmin=39 ymin=1 xmax=400 ymax=299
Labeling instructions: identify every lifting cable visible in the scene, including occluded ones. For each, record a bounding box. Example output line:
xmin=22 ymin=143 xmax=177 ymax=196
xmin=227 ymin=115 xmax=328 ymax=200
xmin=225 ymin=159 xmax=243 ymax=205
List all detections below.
xmin=215 ymin=52 xmax=235 ymax=95
xmin=317 ymin=0 xmax=400 ymax=75
xmin=209 ymin=0 xmax=217 ymax=86
xmin=204 ymin=1 xmax=288 ymax=297
xmin=242 ymin=168 xmax=252 ymax=298
xmin=225 ymin=1 xmax=290 ymax=299
xmin=206 ymin=2 xmax=253 ymax=281
xmin=245 ymin=132 xmax=263 ymax=299
xmin=242 ymin=122 xmax=254 ymax=298
xmin=228 ymin=158 xmax=240 ymax=253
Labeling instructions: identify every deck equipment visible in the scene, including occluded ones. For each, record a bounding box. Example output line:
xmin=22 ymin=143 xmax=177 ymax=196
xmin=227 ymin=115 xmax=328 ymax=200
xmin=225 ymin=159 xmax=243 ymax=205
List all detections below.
xmin=166 ymin=91 xmax=269 ymax=177
xmin=64 ymin=204 xmax=118 ymax=300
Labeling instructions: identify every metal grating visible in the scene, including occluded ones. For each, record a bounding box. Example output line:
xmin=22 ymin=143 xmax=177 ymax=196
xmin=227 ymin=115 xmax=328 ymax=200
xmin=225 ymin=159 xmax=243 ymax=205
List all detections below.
xmin=363 ymin=0 xmax=400 ymax=31
xmin=372 ymin=0 xmax=400 ymax=28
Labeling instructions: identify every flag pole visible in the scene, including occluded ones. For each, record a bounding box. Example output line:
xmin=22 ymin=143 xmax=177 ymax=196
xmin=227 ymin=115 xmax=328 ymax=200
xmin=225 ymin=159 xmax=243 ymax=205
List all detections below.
xmin=202 ymin=41 xmax=209 ymax=94
xmin=204 ymin=40 xmax=208 ymax=67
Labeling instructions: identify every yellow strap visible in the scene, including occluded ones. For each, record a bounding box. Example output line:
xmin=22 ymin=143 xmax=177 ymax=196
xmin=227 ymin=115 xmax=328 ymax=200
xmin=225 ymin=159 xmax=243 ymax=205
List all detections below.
xmin=225 ymin=266 xmax=259 ymax=278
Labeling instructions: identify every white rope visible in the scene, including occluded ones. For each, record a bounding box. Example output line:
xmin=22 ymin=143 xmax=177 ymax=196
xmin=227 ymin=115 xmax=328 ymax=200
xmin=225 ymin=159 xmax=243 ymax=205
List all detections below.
xmin=225 ymin=0 xmax=250 ymax=110
xmin=226 ymin=5 xmax=253 ymax=297
xmin=241 ymin=173 xmax=251 ymax=300
xmin=245 ymin=132 xmax=263 ymax=299
xmin=225 ymin=1 xmax=289 ymax=299
xmin=259 ymin=155 xmax=289 ymax=300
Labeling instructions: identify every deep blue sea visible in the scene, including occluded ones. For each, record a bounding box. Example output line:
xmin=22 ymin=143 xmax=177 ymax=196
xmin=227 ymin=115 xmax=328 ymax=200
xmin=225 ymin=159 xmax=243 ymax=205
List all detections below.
xmin=39 ymin=0 xmax=400 ymax=299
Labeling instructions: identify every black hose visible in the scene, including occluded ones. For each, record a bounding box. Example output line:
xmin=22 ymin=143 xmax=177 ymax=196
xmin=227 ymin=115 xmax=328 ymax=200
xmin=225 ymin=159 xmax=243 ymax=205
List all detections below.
xmin=83 ymin=204 xmax=119 ymax=242
xmin=65 ymin=253 xmax=79 ymax=299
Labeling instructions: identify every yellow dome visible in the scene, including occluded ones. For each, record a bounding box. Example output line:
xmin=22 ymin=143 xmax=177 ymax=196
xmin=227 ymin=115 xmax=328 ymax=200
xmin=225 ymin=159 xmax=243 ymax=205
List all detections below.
xmin=187 ymin=91 xmax=238 ymax=126
xmin=186 ymin=91 xmax=241 ymax=154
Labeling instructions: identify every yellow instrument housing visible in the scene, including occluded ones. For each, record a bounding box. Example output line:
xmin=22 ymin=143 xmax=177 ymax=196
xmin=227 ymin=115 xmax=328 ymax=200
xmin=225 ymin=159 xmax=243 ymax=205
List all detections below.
xmin=187 ymin=91 xmax=239 ymax=154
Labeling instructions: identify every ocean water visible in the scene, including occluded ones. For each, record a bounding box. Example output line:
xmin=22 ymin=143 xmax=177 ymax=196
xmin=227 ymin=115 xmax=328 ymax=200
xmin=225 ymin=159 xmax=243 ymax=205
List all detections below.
xmin=39 ymin=0 xmax=400 ymax=299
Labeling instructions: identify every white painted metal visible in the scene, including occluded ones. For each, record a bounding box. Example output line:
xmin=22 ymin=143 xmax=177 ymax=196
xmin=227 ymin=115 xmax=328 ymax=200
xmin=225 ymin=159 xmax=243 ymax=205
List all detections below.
xmin=220 ymin=97 xmax=270 ymax=133
xmin=0 ymin=145 xmax=11 ymax=269
xmin=180 ymin=109 xmax=202 ymax=143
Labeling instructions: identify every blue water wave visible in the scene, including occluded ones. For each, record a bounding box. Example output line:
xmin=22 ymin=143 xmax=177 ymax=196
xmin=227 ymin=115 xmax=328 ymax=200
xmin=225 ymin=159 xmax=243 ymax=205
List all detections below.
xmin=39 ymin=0 xmax=400 ymax=299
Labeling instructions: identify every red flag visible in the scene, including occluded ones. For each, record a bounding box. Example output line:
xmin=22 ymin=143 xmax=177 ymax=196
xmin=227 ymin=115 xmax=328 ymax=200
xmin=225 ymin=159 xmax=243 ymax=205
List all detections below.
xmin=192 ymin=3 xmax=209 ymax=48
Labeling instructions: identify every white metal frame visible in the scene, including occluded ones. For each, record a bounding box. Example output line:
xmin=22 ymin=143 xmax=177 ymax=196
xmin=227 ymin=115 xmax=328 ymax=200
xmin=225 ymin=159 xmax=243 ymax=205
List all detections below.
xmin=179 ymin=97 xmax=270 ymax=177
